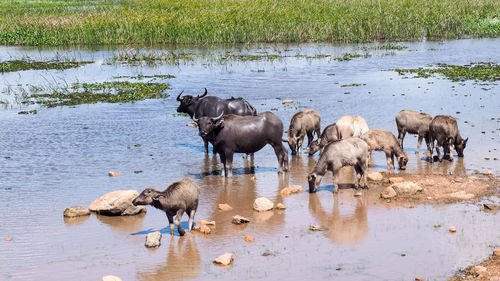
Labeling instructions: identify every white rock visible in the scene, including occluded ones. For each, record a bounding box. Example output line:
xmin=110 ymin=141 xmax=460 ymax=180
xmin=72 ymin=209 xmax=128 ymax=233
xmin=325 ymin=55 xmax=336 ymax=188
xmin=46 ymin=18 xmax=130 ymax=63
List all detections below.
xmin=368 ymin=172 xmax=384 ymax=181
xmin=213 ymin=253 xmax=234 ymax=266
xmin=380 ymin=186 xmax=397 ymax=199
xmin=253 ymin=197 xmax=274 ymax=212
xmin=391 ymin=182 xmax=423 ymax=195
xmin=63 ymin=206 xmax=90 ymax=217
xmin=145 ymin=231 xmax=162 ymax=248
xmin=448 ymin=191 xmax=475 ymax=200
xmin=89 ymin=190 xmax=146 ymax=216
xmin=102 ymin=276 xmax=122 ymax=281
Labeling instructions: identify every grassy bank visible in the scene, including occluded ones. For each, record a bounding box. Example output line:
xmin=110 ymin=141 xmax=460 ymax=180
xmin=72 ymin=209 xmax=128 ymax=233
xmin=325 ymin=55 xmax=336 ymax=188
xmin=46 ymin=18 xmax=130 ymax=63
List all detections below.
xmin=0 ymin=0 xmax=499 ymax=46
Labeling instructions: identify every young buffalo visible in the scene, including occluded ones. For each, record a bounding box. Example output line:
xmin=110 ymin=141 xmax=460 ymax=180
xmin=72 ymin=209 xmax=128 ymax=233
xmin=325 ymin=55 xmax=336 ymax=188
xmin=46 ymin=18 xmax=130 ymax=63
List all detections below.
xmin=283 ymin=109 xmax=321 ymax=155
xmin=429 ymin=115 xmax=468 ymax=161
xmin=361 ymin=129 xmax=408 ymax=170
xmin=132 ymin=178 xmax=200 ymax=236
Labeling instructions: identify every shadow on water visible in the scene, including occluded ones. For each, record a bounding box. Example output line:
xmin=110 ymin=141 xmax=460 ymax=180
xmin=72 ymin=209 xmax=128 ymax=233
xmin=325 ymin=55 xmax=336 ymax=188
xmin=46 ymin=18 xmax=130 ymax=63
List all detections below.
xmin=131 ymin=221 xmax=192 ymax=236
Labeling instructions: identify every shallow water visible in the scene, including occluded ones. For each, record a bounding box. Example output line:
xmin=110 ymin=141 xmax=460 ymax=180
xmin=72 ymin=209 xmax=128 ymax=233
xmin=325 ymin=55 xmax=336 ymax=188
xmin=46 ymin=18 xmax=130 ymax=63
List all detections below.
xmin=0 ymin=39 xmax=499 ymax=280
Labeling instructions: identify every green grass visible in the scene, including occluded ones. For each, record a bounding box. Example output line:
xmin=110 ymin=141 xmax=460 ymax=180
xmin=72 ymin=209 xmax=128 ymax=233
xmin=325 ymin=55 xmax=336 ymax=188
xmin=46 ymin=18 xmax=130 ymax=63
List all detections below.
xmin=0 ymin=0 xmax=499 ymax=46
xmin=0 ymin=59 xmax=92 ymax=72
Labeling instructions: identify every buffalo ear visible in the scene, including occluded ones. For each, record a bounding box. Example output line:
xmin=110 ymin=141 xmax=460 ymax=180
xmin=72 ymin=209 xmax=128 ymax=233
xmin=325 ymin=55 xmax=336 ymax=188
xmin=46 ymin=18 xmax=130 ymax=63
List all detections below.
xmin=214 ymin=118 xmax=224 ymax=128
xmin=152 ymin=194 xmax=164 ymax=201
xmin=282 ymin=138 xmax=289 ymax=143
xmin=463 ymin=137 xmax=469 ymax=145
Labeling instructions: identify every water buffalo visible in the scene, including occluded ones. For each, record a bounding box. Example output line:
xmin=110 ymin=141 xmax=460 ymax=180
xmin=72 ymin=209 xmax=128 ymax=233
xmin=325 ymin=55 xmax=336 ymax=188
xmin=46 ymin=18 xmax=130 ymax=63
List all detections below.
xmin=360 ymin=129 xmax=408 ymax=170
xmin=132 ymin=178 xmax=200 ymax=236
xmin=283 ymin=109 xmax=321 ymax=155
xmin=308 ymin=137 xmax=369 ymax=193
xmin=194 ymin=112 xmax=289 ymax=177
xmin=176 ymin=88 xmax=257 ymax=153
xmin=308 ymin=123 xmax=340 ymax=156
xmin=308 ymin=115 xmax=369 ymax=156
xmin=429 ymin=115 xmax=468 ymax=162
xmin=395 ymin=110 xmax=432 ymax=153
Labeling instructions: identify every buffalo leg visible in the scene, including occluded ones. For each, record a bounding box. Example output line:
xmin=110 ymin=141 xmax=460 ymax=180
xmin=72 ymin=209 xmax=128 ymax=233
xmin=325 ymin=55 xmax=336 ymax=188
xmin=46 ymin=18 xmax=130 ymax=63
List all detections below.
xmin=398 ymin=130 xmax=406 ymax=149
xmin=271 ymin=143 xmax=286 ymax=173
xmin=203 ymin=138 xmax=209 ymax=154
xmin=416 ymin=135 xmax=424 ymax=154
xmin=175 ymin=209 xmax=185 ymax=236
xmin=385 ymin=151 xmax=393 ymax=170
xmin=306 ymin=131 xmax=314 ymax=151
xmin=188 ymin=209 xmax=196 ymax=231
xmin=219 ymin=153 xmax=226 ymax=177
xmin=332 ymin=169 xmax=340 ymax=193
xmin=225 ymin=152 xmax=234 ymax=177
xmin=354 ymin=164 xmax=363 ymax=189
xmin=297 ymin=136 xmax=304 ymax=154
xmin=167 ymin=214 xmax=175 ymax=236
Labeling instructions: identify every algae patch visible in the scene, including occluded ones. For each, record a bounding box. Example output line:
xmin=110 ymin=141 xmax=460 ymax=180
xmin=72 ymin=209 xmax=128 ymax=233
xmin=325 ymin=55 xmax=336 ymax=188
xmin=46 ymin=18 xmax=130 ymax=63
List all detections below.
xmin=395 ymin=62 xmax=500 ymax=83
xmin=27 ymin=81 xmax=170 ymax=107
xmin=0 ymin=59 xmax=93 ymax=73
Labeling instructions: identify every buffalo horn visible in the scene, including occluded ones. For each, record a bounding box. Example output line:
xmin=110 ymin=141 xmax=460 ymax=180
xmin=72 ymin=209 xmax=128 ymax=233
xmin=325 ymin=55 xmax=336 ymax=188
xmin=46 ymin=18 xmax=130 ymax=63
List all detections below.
xmin=211 ymin=112 xmax=224 ymax=122
xmin=197 ymin=88 xmax=208 ymax=98
xmin=176 ymin=90 xmax=184 ymax=101
xmin=192 ymin=115 xmax=199 ymax=122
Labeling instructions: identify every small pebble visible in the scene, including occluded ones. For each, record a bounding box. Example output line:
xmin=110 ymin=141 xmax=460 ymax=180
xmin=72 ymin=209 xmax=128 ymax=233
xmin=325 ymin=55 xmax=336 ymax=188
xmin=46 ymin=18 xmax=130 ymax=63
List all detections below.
xmin=449 ymin=226 xmax=457 ymax=233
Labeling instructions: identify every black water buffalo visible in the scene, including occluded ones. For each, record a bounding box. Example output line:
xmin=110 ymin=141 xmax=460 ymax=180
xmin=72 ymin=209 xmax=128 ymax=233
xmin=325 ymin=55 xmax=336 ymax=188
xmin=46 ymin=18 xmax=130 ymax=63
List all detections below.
xmin=176 ymin=88 xmax=257 ymax=153
xmin=429 ymin=115 xmax=468 ymax=162
xmin=194 ymin=112 xmax=289 ymax=177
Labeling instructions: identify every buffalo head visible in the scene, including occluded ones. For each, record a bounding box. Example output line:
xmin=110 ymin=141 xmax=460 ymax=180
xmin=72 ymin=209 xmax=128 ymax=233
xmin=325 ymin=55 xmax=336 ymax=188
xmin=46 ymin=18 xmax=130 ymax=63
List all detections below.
xmin=397 ymin=152 xmax=408 ymax=170
xmin=176 ymin=88 xmax=208 ymax=115
xmin=307 ymin=173 xmax=322 ymax=193
xmin=283 ymin=133 xmax=299 ymax=155
xmin=455 ymin=137 xmax=468 ymax=157
xmin=132 ymin=188 xmax=157 ymax=206
xmin=308 ymin=140 xmax=321 ymax=156
xmin=194 ymin=112 xmax=224 ymax=138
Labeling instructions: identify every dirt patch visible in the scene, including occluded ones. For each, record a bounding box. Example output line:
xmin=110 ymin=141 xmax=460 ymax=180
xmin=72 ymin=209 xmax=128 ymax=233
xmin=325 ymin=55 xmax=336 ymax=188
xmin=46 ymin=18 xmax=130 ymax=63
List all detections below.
xmin=450 ymin=252 xmax=500 ymax=280
xmin=369 ymin=172 xmax=499 ymax=205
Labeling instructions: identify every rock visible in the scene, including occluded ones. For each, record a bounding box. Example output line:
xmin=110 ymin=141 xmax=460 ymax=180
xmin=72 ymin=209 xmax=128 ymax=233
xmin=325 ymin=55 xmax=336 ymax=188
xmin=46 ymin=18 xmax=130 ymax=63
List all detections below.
xmin=433 ymin=224 xmax=441 ymax=228
xmin=449 ymin=226 xmax=457 ymax=233
xmin=276 ymin=203 xmax=286 ymax=210
xmin=244 ymin=236 xmax=254 ymax=242
xmin=389 ymin=177 xmax=405 ymax=183
xmin=415 ymin=278 xmax=424 ymax=281
xmin=280 ymin=185 xmax=303 ymax=196
xmin=5 ymin=237 xmax=12 ymax=241
xmin=426 ymin=196 xmax=432 ymax=200
xmin=193 ymin=225 xmax=211 ymax=234
xmin=368 ymin=172 xmax=384 ymax=181
xmin=309 ymin=225 xmax=328 ymax=231
xmin=354 ymin=191 xmax=362 ymax=197
xmin=468 ymin=176 xmax=477 ymax=181
xmin=197 ymin=220 xmax=216 ymax=226
xmin=187 ymin=121 xmax=197 ymax=128
xmin=380 ymin=186 xmax=397 ymax=199
xmin=253 ymin=197 xmax=274 ymax=212
xmin=281 ymin=100 xmax=293 ymax=104
xmin=218 ymin=203 xmax=233 ymax=211
xmin=89 ymin=190 xmax=146 ymax=216
xmin=391 ymin=182 xmax=423 ymax=195
xmin=482 ymin=170 xmax=493 ymax=176
xmin=232 ymin=215 xmax=250 ymax=224
xmin=102 ymin=276 xmax=122 ymax=281
xmin=250 ymin=176 xmax=256 ymax=181
xmin=63 ymin=206 xmax=91 ymax=217
xmin=453 ymin=177 xmax=465 ymax=183
xmin=448 ymin=191 xmax=474 ymax=200
xmin=484 ymin=204 xmax=500 ymax=211
xmin=108 ymin=171 xmax=123 ymax=177
xmin=470 ymin=265 xmax=487 ymax=275
xmin=493 ymin=249 xmax=500 ymax=256
xmin=145 ymin=231 xmax=162 ymax=248
xmin=213 ymin=253 xmax=234 ymax=266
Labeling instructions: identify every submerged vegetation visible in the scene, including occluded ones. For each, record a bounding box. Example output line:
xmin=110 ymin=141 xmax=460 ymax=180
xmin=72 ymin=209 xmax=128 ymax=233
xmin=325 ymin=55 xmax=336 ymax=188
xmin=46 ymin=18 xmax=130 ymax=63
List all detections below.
xmin=26 ymin=81 xmax=170 ymax=107
xmin=0 ymin=59 xmax=92 ymax=73
xmin=0 ymin=0 xmax=499 ymax=46
xmin=395 ymin=62 xmax=500 ymax=82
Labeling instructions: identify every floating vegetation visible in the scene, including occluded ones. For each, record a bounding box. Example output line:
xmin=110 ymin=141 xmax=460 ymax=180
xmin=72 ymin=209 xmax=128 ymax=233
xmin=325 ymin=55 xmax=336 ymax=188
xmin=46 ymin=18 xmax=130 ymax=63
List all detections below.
xmin=113 ymin=74 xmax=175 ymax=80
xmin=395 ymin=62 xmax=500 ymax=83
xmin=334 ymin=53 xmax=363 ymax=61
xmin=26 ymin=81 xmax=170 ymax=107
xmin=18 ymin=110 xmax=37 ymax=115
xmin=341 ymin=83 xmax=366 ymax=87
xmin=375 ymin=44 xmax=408 ymax=51
xmin=0 ymin=59 xmax=92 ymax=73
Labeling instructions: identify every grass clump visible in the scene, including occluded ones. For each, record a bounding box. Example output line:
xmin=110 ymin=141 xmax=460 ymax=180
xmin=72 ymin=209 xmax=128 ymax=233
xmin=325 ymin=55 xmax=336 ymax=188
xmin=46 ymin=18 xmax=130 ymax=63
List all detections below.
xmin=395 ymin=62 xmax=500 ymax=82
xmin=0 ymin=59 xmax=92 ymax=73
xmin=0 ymin=0 xmax=498 ymax=46
xmin=28 ymin=81 xmax=170 ymax=107
xmin=341 ymin=83 xmax=366 ymax=87
xmin=334 ymin=53 xmax=363 ymax=61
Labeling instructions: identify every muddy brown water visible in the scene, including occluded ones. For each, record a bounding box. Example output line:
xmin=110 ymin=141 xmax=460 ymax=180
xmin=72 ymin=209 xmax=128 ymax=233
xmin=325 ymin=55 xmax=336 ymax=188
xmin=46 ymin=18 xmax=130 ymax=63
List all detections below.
xmin=0 ymin=39 xmax=499 ymax=280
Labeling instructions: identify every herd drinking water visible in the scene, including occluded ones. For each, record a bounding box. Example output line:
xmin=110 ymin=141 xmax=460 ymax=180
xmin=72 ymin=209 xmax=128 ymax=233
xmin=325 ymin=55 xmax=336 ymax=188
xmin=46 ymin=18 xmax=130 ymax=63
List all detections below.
xmin=135 ymin=89 xmax=468 ymax=235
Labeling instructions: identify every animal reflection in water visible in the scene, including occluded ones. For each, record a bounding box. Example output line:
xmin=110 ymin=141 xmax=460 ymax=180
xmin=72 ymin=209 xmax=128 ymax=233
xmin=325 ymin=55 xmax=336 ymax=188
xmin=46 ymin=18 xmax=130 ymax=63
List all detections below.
xmin=308 ymin=193 xmax=368 ymax=244
xmin=136 ymin=235 xmax=200 ymax=281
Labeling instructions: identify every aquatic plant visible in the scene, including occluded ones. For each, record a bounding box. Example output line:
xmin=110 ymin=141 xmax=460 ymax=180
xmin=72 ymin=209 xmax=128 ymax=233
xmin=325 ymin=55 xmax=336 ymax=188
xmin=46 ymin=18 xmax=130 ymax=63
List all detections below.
xmin=0 ymin=0 xmax=498 ymax=46
xmin=0 ymin=59 xmax=92 ymax=73
xmin=28 ymin=81 xmax=170 ymax=107
xmin=395 ymin=62 xmax=500 ymax=82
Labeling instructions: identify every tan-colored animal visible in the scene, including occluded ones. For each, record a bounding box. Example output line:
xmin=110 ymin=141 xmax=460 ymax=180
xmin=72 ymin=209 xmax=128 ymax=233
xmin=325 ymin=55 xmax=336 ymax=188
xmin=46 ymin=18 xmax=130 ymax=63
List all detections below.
xmin=336 ymin=115 xmax=369 ymax=139
xmin=283 ymin=109 xmax=321 ymax=155
xmin=361 ymin=129 xmax=408 ymax=170
xmin=395 ymin=110 xmax=433 ymax=153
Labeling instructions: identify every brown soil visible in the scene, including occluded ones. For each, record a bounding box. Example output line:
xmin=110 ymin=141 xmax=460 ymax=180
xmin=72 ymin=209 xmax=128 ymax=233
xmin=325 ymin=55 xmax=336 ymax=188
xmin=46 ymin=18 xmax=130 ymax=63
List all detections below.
xmin=368 ymin=171 xmax=499 ymax=205
xmin=449 ymin=252 xmax=500 ymax=281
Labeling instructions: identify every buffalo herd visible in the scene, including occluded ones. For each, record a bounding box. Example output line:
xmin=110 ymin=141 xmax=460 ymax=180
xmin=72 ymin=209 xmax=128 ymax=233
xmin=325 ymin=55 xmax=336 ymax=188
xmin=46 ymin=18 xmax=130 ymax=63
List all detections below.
xmin=135 ymin=89 xmax=468 ymax=234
